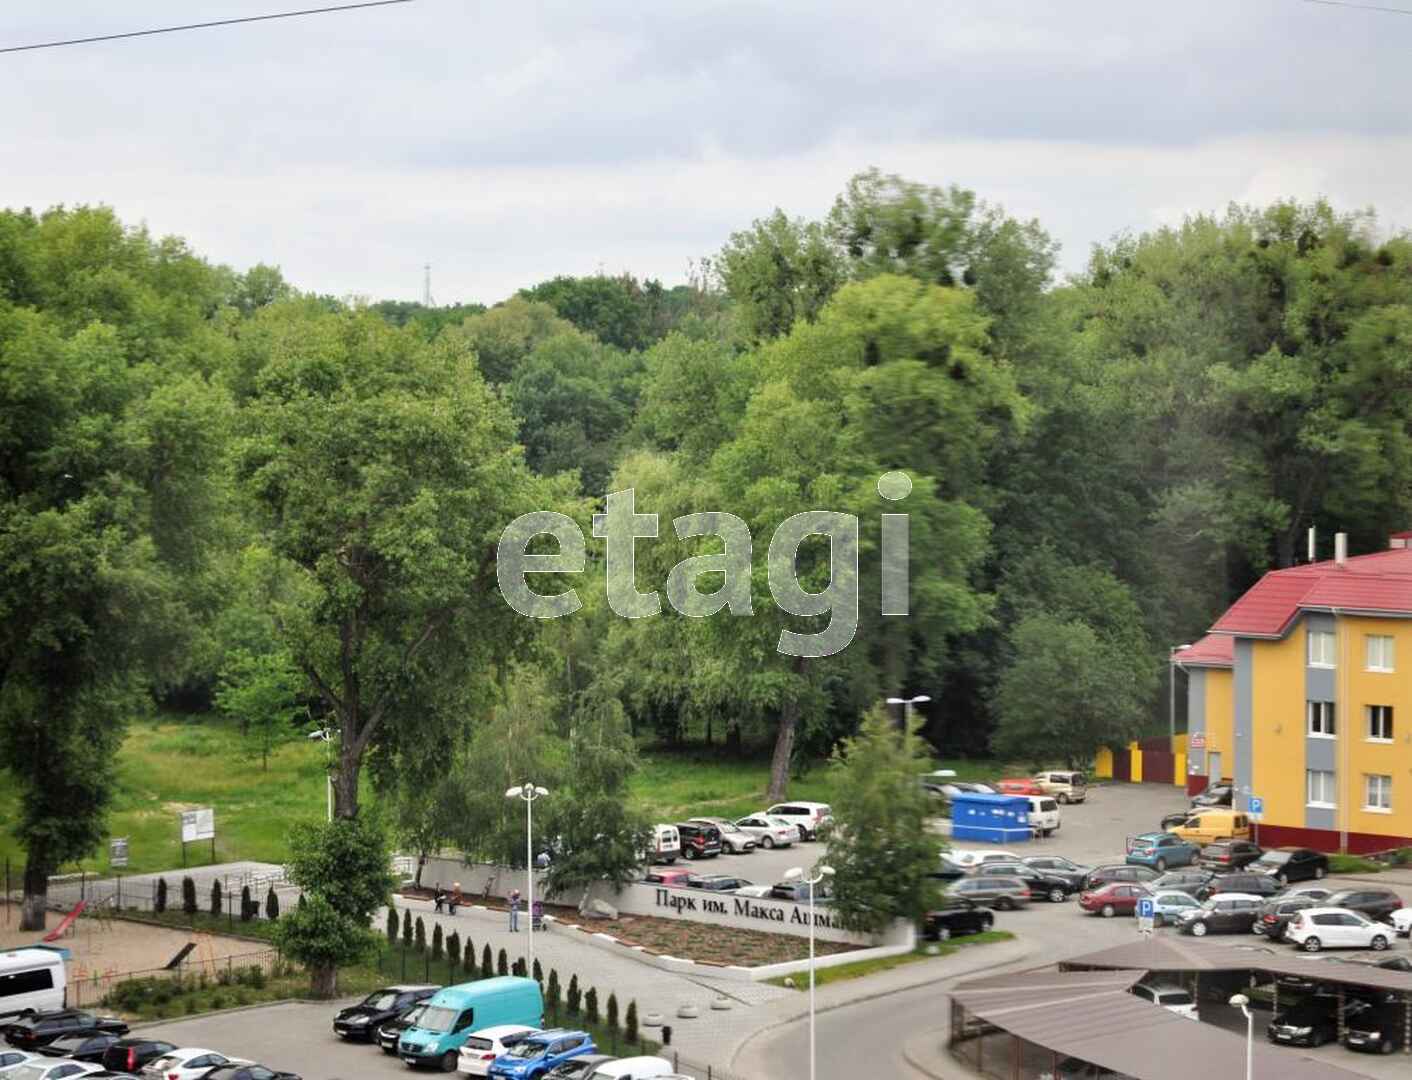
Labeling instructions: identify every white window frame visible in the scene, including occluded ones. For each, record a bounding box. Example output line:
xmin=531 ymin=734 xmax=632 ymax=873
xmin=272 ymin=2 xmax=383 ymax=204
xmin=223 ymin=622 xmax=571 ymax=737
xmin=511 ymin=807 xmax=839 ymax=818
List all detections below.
xmin=1307 ymin=700 xmax=1336 ymax=738
xmin=1366 ymin=704 xmax=1394 ymax=743
xmin=1365 ymin=634 xmax=1395 ymax=673
xmin=1363 ymin=773 xmax=1392 ymax=813
xmin=1308 ymin=629 xmax=1337 ymax=668
xmin=1306 ymin=769 xmax=1336 ymax=809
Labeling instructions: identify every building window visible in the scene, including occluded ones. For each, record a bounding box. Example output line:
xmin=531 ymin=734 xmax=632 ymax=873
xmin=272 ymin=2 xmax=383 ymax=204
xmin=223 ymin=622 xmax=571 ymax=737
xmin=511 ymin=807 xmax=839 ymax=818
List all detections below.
xmin=1367 ymin=705 xmax=1394 ymax=742
xmin=1307 ymin=700 xmax=1336 ymax=738
xmin=1307 ymin=769 xmax=1337 ymax=808
xmin=1308 ymin=629 xmax=1336 ymax=668
xmin=1364 ymin=774 xmax=1392 ymax=812
xmin=1365 ymin=634 xmax=1395 ymax=672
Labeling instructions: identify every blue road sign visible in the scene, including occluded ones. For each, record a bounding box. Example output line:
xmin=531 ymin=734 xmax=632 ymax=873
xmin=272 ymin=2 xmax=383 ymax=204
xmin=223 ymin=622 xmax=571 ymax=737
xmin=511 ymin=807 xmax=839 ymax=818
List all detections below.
xmin=1248 ymin=796 xmax=1264 ymax=817
xmin=1137 ymin=898 xmax=1155 ymax=919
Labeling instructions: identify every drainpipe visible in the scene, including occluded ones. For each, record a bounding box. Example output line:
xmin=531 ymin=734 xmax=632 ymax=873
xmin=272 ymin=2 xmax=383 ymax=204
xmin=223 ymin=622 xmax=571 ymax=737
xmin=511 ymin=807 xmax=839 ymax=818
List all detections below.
xmin=1333 ymin=606 xmax=1348 ymax=853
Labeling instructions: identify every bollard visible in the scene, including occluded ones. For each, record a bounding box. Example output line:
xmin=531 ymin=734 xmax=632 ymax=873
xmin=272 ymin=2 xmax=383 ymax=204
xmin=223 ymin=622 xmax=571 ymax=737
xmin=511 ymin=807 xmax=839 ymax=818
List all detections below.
xmin=662 ymin=1027 xmax=672 ymax=1047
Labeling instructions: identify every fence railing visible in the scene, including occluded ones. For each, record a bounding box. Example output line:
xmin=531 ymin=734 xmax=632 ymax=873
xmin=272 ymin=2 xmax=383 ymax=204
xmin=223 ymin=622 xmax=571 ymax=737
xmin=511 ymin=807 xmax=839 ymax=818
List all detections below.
xmin=66 ymin=948 xmax=284 ymax=1009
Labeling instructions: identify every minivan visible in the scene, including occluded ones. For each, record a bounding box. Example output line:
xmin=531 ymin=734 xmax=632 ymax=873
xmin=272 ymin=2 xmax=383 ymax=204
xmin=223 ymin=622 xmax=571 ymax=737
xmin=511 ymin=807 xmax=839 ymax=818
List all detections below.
xmin=1170 ymin=810 xmax=1251 ymax=845
xmin=0 ymin=947 xmax=67 ymax=1019
xmin=1025 ymin=796 xmax=1061 ymax=837
xmin=647 ymin=825 xmax=680 ymax=864
xmin=764 ymin=803 xmax=833 ymax=841
xmin=397 ymin=977 xmax=542 ymax=1071
xmin=1034 ymin=772 xmax=1088 ymax=804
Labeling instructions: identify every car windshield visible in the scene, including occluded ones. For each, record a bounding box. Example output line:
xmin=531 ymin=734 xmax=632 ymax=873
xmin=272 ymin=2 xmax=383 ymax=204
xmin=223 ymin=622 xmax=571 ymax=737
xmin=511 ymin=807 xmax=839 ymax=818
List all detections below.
xmin=1159 ymin=991 xmax=1194 ymax=1006
xmin=415 ymin=1007 xmax=458 ymax=1033
xmin=400 ymin=1005 xmax=427 ymax=1026
xmin=507 ymin=1040 xmax=547 ymax=1060
xmin=362 ymin=991 xmax=399 ymax=1010
xmin=1256 ymin=851 xmax=1289 ymax=864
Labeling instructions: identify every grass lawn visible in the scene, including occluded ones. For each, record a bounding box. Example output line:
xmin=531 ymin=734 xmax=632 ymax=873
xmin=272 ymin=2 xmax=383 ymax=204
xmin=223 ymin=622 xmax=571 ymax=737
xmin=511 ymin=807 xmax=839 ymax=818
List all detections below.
xmin=764 ymin=930 xmax=1013 ymax=989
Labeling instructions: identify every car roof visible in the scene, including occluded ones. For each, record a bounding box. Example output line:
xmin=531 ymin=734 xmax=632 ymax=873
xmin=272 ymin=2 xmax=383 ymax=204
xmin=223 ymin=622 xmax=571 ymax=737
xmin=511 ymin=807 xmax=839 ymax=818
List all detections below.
xmin=383 ymin=984 xmax=439 ymax=992
xmin=476 ymin=1024 xmax=537 ymax=1038
xmin=1301 ymin=906 xmax=1373 ymax=915
xmin=1208 ymin=892 xmax=1262 ymax=901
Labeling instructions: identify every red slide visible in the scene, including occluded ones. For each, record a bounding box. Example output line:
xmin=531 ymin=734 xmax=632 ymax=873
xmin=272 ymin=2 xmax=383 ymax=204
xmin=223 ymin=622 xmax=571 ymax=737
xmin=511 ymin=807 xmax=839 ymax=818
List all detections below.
xmin=42 ymin=901 xmax=86 ymax=942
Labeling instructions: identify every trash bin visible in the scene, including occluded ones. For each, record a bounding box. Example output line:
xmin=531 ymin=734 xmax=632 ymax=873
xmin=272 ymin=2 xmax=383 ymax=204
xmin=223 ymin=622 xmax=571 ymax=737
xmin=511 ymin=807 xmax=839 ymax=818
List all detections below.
xmin=661 ymin=1025 xmax=672 ymax=1046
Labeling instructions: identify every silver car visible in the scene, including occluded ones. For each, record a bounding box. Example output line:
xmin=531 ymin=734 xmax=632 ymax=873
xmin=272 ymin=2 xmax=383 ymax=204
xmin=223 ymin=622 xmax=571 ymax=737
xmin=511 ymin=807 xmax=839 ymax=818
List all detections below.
xmin=688 ymin=817 xmax=759 ymax=855
xmin=734 ymin=815 xmax=797 ymax=849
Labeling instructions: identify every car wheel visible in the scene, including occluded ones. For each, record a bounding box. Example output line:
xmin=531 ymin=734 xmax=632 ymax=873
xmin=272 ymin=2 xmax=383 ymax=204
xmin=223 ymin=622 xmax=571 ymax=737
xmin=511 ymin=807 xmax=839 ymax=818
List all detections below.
xmin=1314 ymin=866 xmax=1326 ymax=879
xmin=1057 ymin=793 xmax=1069 ymax=804
xmin=982 ymin=914 xmax=994 ymax=930
xmin=1371 ymin=934 xmax=1388 ymax=951
xmin=799 ymin=827 xmax=811 ymax=842
xmin=997 ymin=897 xmax=1014 ymax=911
xmin=1191 ymin=921 xmax=1208 ymax=936
xmin=1155 ymin=858 xmax=1167 ymax=872
xmin=1043 ymin=828 xmax=1054 ymax=837
xmin=684 ymin=847 xmax=697 ymax=860
xmin=1048 ymin=887 xmax=1066 ymax=903
xmin=441 ymin=1050 xmax=458 ymax=1072
xmin=1302 ymin=936 xmax=1321 ymax=952
xmin=1100 ymin=904 xmax=1115 ymax=918
xmin=762 ymin=836 xmax=775 ymax=849
xmin=938 ymin=927 xmax=952 ymax=941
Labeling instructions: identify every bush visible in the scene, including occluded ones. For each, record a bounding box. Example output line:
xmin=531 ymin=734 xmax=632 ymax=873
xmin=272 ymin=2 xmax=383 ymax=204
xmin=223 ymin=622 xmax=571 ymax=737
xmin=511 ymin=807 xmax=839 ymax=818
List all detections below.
xmin=567 ymin=975 xmax=581 ymax=1016
xmin=431 ymin=923 xmax=444 ymax=962
xmin=210 ymin=880 xmax=222 ymax=917
xmin=1390 ymin=847 xmax=1412 ymax=867
xmin=155 ymin=878 xmax=168 ymax=914
xmin=481 ymin=944 xmax=492 ymax=977
xmin=209 ymin=992 xmax=226 ymax=1010
xmin=297 ymin=892 xmax=307 ymax=910
xmin=241 ymin=886 xmax=253 ymax=923
xmin=403 ymin=908 xmax=413 ymax=944
xmin=497 ymin=948 xmax=508 ymax=977
xmin=182 ymin=876 xmax=198 ymax=916
xmin=386 ymin=903 xmax=399 ymax=945
xmin=625 ymin=1000 xmax=638 ymax=1044
xmin=606 ymin=992 xmax=618 ymax=1033
xmin=265 ymin=887 xmax=280 ymax=921
xmin=585 ymin=987 xmax=599 ymax=1025
xmin=547 ymin=970 xmax=561 ymax=1015
xmin=462 ymin=936 xmax=475 ymax=977
xmin=532 ymin=958 xmax=543 ymax=986
xmin=1329 ymin=854 xmax=1382 ymax=875
xmin=414 ymin=916 xmax=427 ymax=953
xmin=447 ymin=931 xmax=461 ymax=970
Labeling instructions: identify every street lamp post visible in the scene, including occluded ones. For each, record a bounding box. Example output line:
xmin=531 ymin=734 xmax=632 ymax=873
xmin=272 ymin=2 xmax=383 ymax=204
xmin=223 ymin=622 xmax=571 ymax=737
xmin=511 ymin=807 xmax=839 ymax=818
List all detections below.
xmin=505 ymin=784 xmax=548 ymax=975
xmin=307 ymin=728 xmax=333 ymax=822
xmin=1229 ymin=993 xmax=1253 ymax=1080
xmin=783 ymin=863 xmax=835 ymax=1080
xmin=885 ymin=694 xmax=931 ymax=728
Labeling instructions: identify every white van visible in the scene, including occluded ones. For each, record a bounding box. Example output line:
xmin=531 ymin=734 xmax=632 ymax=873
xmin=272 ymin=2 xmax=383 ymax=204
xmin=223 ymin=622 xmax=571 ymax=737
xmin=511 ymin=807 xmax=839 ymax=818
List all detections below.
xmin=1026 ymin=796 xmax=1061 ymax=837
xmin=648 ymin=825 xmax=681 ymax=864
xmin=588 ymin=1056 xmax=677 ymax=1080
xmin=0 ymin=947 xmax=67 ymax=1019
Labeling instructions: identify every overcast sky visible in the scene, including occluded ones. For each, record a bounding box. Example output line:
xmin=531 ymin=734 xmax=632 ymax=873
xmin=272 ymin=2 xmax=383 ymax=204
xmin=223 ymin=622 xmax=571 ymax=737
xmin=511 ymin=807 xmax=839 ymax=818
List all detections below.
xmin=4 ymin=0 xmax=1411 ymax=304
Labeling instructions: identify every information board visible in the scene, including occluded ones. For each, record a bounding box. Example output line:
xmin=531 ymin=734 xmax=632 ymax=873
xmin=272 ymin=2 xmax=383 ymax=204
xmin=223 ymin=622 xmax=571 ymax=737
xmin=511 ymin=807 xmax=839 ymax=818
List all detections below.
xmin=180 ymin=807 xmax=215 ymax=842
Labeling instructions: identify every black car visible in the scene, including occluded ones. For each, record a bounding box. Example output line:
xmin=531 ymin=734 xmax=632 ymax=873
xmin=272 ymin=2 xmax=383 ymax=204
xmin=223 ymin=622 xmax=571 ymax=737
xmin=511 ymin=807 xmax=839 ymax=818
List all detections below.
xmin=770 ymin=880 xmax=834 ymax=903
xmin=1249 ymin=847 xmax=1328 ymax=884
xmin=38 ymin=1033 xmax=122 ymax=1062
xmin=1179 ymin=894 xmax=1263 ymax=936
xmin=1150 ymin=869 xmax=1215 ymax=896
xmin=1199 ymin=840 xmax=1263 ymax=871
xmin=1324 ymin=888 xmax=1405 ymax=922
xmin=100 ymin=1037 xmax=177 ymax=1073
xmin=376 ymin=1003 xmax=429 ymax=1055
xmin=931 ymin=856 xmax=968 ymax=882
xmin=1253 ymin=896 xmax=1321 ymax=939
xmin=1192 ymin=784 xmax=1234 ymax=808
xmin=2 ymin=1011 xmax=129 ymax=1050
xmin=1268 ymin=1000 xmax=1344 ymax=1047
xmin=1198 ymin=872 xmax=1282 ymax=900
xmin=200 ymin=1066 xmax=302 ymax=1080
xmin=544 ymin=1054 xmax=618 ymax=1079
xmin=1344 ymin=1003 xmax=1409 ymax=1055
xmin=924 ymin=896 xmax=996 ymax=940
xmin=1020 ymin=855 xmax=1092 ymax=890
xmin=333 ymin=984 xmax=439 ymax=1041
xmin=675 ymin=821 xmax=722 ymax=860
xmin=687 ymin=874 xmax=753 ymax=891
xmin=974 ymin=863 xmax=1074 ymax=902
xmin=1081 ymin=864 xmax=1159 ymax=890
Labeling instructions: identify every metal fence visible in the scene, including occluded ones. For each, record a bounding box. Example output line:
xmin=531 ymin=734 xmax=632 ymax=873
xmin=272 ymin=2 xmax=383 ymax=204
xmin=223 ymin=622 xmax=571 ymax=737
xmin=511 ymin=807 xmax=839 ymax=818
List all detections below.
xmin=66 ymin=948 xmax=285 ymax=1009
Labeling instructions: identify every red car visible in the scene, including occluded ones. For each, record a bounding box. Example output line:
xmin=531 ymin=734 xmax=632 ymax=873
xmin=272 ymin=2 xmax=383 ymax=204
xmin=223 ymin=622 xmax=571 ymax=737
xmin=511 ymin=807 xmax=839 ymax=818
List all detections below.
xmin=1078 ymin=882 xmax=1148 ymax=918
xmin=994 ymin=778 xmax=1046 ymax=797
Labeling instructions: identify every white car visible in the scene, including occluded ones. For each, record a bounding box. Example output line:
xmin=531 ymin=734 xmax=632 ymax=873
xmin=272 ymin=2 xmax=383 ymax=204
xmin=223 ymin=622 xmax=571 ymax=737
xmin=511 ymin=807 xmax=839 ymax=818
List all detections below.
xmin=688 ymin=817 xmax=759 ymax=854
xmin=764 ymin=802 xmax=833 ymax=841
xmin=1392 ymin=908 xmax=1412 ymax=937
xmin=1131 ymin=982 xmax=1198 ymax=1020
xmin=457 ymin=1025 xmax=537 ymax=1076
xmin=1284 ymin=907 xmax=1395 ymax=952
xmin=3 ymin=1060 xmax=103 ymax=1080
xmin=1025 ymin=796 xmax=1061 ymax=837
xmin=587 ymin=1057 xmax=678 ymax=1080
xmin=140 ymin=1048 xmax=250 ymax=1080
xmin=949 ymin=849 xmax=1022 ymax=868
xmin=0 ymin=1052 xmax=38 ymax=1074
xmin=734 ymin=815 xmax=796 ymax=849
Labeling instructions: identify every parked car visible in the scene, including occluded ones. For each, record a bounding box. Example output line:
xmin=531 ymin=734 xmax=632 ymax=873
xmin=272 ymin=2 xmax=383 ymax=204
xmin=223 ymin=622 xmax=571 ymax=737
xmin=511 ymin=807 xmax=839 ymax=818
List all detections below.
xmin=376 ymin=1005 xmax=428 ymax=1055
xmin=1343 ymin=1003 xmax=1410 ymax=1055
xmin=487 ymin=1029 xmax=595 ymax=1080
xmin=1147 ymin=890 xmax=1203 ymax=927
xmin=1198 ymin=840 xmax=1263 ymax=871
xmin=949 ymin=850 xmax=1022 ymax=869
xmin=1191 ymin=783 xmax=1234 ymax=808
xmin=993 ymin=779 xmax=1045 ymax=797
xmin=923 ymin=896 xmax=996 ymax=941
xmin=404 ymin=979 xmax=542 ymax=1072
xmin=1321 ymin=888 xmax=1405 ymax=923
xmin=647 ymin=825 xmax=681 ymax=865
xmin=0 ymin=1060 xmax=105 ymax=1080
xmin=1282 ymin=884 xmax=1335 ymax=904
xmin=1177 ymin=893 xmax=1263 ymax=936
xmin=686 ymin=818 xmax=758 ymax=855
xmin=333 ymin=984 xmax=439 ymax=1041
xmin=932 ymin=855 xmax=969 ymax=882
xmin=1130 ymin=982 xmax=1197 ymax=1020
xmin=584 ymin=1057 xmax=677 ymax=1080
xmin=770 ymin=880 xmax=833 ymax=904
xmin=1197 ymin=872 xmax=1282 ymax=901
xmin=1032 ymin=772 xmax=1087 ymax=804
xmin=1285 ymin=908 xmax=1394 ymax=952
xmin=948 ymin=876 xmax=1031 ymax=910
xmin=456 ymin=1026 xmax=538 ymax=1078
xmin=139 ymin=1048 xmax=251 ymax=1079
xmin=953 ymin=782 xmax=996 ymax=795
xmin=1149 ymin=869 xmax=1215 ymax=897
xmin=1249 ymin=847 xmax=1327 ymax=884
xmin=1267 ymin=1000 xmax=1341 ymax=1047
xmin=96 ymin=1039 xmax=176 ymax=1075
xmin=763 ymin=803 xmax=833 ymax=841
xmin=1025 ymin=796 xmax=1061 ymax=837
xmin=1160 ymin=806 xmax=1220 ymax=832
xmin=731 ymin=884 xmax=773 ymax=899
xmin=1080 ymin=864 xmax=1159 ymax=891
xmin=543 ymin=1055 xmax=617 ymax=1080
xmin=1253 ymin=896 xmax=1322 ymax=939
xmin=1170 ymin=810 xmax=1252 ymax=845
xmin=1125 ymin=832 xmax=1199 ymax=871
xmin=2 ymin=1014 xmax=129 ymax=1052
xmin=198 ymin=1066 xmax=302 ymax=1080
xmin=1020 ymin=855 xmax=1092 ymax=890
xmin=1077 ymin=882 xmax=1147 ymax=918
xmin=685 ymin=874 xmax=753 ymax=892
xmin=973 ymin=863 xmax=1074 ymax=902
xmin=643 ymin=869 xmax=691 ymax=888
xmin=674 ymin=822 xmax=722 ymax=861
xmin=0 ymin=1052 xmax=38 ymax=1073
xmin=1393 ymin=908 xmax=1412 ymax=937
xmin=733 ymin=816 xmax=796 ymax=850
xmin=35 ymin=1037 xmax=119 ymax=1064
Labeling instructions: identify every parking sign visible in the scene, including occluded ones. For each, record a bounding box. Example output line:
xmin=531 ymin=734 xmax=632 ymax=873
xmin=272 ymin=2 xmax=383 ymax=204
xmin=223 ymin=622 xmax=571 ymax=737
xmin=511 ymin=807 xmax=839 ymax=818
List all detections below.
xmin=1137 ymin=897 xmax=1154 ymax=933
xmin=1248 ymin=796 xmax=1264 ymax=818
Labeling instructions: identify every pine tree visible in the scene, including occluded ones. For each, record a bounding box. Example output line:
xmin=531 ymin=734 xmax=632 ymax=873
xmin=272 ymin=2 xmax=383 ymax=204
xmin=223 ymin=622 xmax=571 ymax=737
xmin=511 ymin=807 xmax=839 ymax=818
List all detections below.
xmin=431 ymin=923 xmax=444 ymax=961
xmin=265 ymin=886 xmax=280 ymax=920
xmin=532 ymin=958 xmax=543 ymax=985
xmin=414 ymin=916 xmax=427 ymax=953
xmin=497 ymin=948 xmax=508 ymax=977
xmin=402 ymin=908 xmax=413 ymax=944
xmin=481 ymin=944 xmax=492 ymax=978
xmin=607 ymin=992 xmax=619 ymax=1033
xmin=240 ymin=885 xmax=253 ymax=922
xmin=585 ymin=987 xmax=599 ymax=1025
xmin=462 ymin=937 xmax=476 ymax=976
xmin=446 ymin=931 xmax=461 ymax=971
xmin=546 ymin=970 xmax=561 ymax=1017
xmin=386 ymin=903 xmax=399 ymax=945
xmin=567 ymin=975 xmax=581 ymax=1016
xmin=625 ymin=1001 xmax=638 ymax=1044
xmin=512 ymin=958 xmax=525 ymax=977
xmin=297 ymin=891 xmax=307 ymax=910
xmin=209 ymin=879 xmax=222 ymax=917
xmin=155 ymin=878 xmax=168 ymax=914
xmin=182 ymin=876 xmax=197 ymax=915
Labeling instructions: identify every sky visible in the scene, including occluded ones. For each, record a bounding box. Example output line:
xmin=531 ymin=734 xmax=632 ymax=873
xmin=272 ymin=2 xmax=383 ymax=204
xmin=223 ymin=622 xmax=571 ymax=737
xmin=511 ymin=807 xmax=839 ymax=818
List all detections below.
xmin=3 ymin=0 xmax=1411 ymax=305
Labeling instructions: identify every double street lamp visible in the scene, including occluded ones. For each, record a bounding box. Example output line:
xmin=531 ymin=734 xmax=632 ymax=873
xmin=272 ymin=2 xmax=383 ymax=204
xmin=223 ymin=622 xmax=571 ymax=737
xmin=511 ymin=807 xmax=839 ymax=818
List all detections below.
xmin=505 ymin=783 xmax=548 ymax=974
xmin=886 ymin=694 xmax=931 ymax=727
xmin=782 ymin=863 xmax=835 ymax=1080
xmin=1229 ymin=993 xmax=1253 ymax=1080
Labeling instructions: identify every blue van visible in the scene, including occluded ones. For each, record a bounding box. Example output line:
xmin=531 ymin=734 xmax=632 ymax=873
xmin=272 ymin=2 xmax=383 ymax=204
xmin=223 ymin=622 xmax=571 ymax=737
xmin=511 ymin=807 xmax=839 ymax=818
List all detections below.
xmin=398 ymin=976 xmax=543 ymax=1071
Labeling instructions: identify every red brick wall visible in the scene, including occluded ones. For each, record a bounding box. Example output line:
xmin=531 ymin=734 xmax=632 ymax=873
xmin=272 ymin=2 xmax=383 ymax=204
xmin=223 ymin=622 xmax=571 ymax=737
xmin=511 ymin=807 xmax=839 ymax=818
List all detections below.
xmin=1255 ymin=822 xmax=1412 ymax=855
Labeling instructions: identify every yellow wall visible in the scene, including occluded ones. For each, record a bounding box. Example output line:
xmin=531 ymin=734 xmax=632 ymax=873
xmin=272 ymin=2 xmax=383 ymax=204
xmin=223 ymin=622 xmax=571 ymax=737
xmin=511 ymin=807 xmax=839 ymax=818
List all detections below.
xmin=1339 ymin=616 xmax=1412 ymax=842
xmin=1129 ymin=741 xmax=1143 ymax=783
xmin=1250 ymin=632 xmax=1306 ymax=830
xmin=1093 ymin=746 xmax=1113 ymax=780
xmin=1173 ymin=751 xmax=1186 ymax=785
xmin=1204 ymin=669 xmax=1233 ymax=779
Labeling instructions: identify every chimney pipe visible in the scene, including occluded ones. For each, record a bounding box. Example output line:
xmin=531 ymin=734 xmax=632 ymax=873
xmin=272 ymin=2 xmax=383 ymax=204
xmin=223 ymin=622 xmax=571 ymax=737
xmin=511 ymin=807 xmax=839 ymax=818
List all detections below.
xmin=1307 ymin=526 xmax=1316 ymax=564
xmin=1335 ymin=532 xmax=1348 ymax=567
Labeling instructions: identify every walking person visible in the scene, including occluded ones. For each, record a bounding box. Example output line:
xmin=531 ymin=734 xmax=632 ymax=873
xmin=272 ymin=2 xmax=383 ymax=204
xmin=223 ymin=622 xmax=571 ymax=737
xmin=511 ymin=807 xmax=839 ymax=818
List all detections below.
xmin=449 ymin=882 xmax=463 ymax=916
xmin=433 ymin=882 xmax=446 ymax=914
xmin=509 ymin=889 xmax=521 ymax=932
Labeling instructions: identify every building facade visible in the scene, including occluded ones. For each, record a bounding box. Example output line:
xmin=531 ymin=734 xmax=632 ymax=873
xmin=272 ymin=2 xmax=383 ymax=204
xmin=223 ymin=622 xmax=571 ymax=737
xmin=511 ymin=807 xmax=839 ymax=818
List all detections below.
xmin=1186 ymin=534 xmax=1412 ymax=853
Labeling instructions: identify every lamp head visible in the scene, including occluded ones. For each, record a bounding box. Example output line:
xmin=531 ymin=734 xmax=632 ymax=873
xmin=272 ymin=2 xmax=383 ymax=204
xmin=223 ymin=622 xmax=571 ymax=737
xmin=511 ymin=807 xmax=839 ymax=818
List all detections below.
xmin=885 ymin=697 xmax=905 ymax=705
xmin=1228 ymin=993 xmax=1249 ymax=1007
xmin=505 ymin=785 xmax=523 ymax=799
xmin=533 ymin=786 xmax=549 ymax=797
xmin=911 ymin=695 xmax=932 ymax=704
xmin=782 ymin=867 xmax=804 ymax=883
xmin=818 ymin=865 xmax=835 ymax=878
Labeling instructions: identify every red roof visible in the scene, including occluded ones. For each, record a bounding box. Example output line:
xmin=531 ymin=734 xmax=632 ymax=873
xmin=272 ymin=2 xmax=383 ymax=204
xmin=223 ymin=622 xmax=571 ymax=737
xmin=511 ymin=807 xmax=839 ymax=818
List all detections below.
xmin=1172 ymin=634 xmax=1233 ymax=668
xmin=1210 ymin=547 xmax=1412 ymax=638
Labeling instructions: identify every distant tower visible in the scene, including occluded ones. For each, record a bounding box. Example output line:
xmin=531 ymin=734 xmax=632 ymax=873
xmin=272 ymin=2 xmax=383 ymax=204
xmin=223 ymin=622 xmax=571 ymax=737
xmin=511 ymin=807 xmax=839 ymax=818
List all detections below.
xmin=422 ymin=264 xmax=434 ymax=307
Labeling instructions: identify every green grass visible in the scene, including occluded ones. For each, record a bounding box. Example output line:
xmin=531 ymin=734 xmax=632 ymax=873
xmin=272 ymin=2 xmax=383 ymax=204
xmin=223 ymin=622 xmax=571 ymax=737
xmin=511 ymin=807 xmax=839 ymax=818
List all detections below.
xmin=764 ymin=930 xmax=1013 ymax=989
xmin=1328 ymin=854 xmax=1383 ymax=874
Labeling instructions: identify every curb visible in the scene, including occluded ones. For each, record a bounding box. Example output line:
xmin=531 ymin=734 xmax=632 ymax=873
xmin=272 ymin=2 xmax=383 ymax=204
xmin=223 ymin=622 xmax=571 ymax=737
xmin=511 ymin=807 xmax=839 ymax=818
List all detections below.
xmin=900 ymin=1033 xmax=949 ymax=1080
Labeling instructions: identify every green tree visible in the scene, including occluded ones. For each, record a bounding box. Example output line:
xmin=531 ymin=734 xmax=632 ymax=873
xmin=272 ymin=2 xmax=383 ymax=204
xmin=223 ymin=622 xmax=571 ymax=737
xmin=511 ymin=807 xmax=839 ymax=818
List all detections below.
xmin=825 ymin=708 xmax=943 ymax=934
xmin=265 ymin=887 xmax=280 ymax=921
xmin=414 ymin=916 xmax=427 ymax=953
xmin=519 ymin=274 xmax=652 ymax=351
xmin=453 ymin=296 xmax=575 ymax=384
xmin=606 ymin=992 xmax=619 ymax=1034
xmin=241 ymin=885 xmax=253 ymax=922
xmin=182 ymin=877 xmax=198 ymax=915
xmin=431 ymin=923 xmax=443 ymax=962
xmin=532 ymin=958 xmax=542 ymax=985
xmin=403 ymin=908 xmax=413 ymax=944
xmin=481 ymin=943 xmax=492 ymax=978
xmin=708 ymin=210 xmax=846 ymax=342
xmin=497 ymin=948 xmax=508 ymax=977
xmin=546 ymin=969 xmax=561 ymax=1015
xmin=210 ymin=880 xmax=223 ymax=917
xmin=584 ymin=986 xmax=599 ymax=1025
xmin=385 ymin=903 xmax=399 ymax=945
xmin=566 ymin=974 xmax=581 ymax=1015
xmin=155 ymin=878 xmax=168 ymax=914
xmin=446 ymin=930 xmax=461 ymax=970
xmin=273 ymin=894 xmax=381 ymax=999
xmin=624 ymin=1000 xmax=638 ymax=1044
xmin=213 ymin=648 xmax=304 ymax=771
